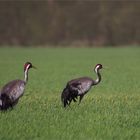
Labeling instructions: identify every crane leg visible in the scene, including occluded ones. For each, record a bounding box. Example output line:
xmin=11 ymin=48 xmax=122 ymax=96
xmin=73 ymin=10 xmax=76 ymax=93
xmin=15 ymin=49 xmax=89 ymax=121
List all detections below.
xmin=68 ymin=98 xmax=72 ymax=105
xmin=64 ymin=99 xmax=69 ymax=107
xmin=72 ymin=98 xmax=77 ymax=102
xmin=79 ymin=95 xmax=84 ymax=104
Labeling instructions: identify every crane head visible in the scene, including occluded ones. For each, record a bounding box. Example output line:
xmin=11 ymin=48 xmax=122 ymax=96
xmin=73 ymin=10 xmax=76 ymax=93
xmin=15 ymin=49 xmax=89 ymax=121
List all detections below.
xmin=95 ymin=64 xmax=102 ymax=69
xmin=24 ymin=62 xmax=36 ymax=72
xmin=94 ymin=64 xmax=103 ymax=73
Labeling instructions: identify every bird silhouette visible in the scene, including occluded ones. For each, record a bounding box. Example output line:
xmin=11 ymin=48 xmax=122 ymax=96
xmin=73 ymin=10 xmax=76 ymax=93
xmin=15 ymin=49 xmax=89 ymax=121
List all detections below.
xmin=0 ymin=62 xmax=36 ymax=110
xmin=61 ymin=64 xmax=103 ymax=107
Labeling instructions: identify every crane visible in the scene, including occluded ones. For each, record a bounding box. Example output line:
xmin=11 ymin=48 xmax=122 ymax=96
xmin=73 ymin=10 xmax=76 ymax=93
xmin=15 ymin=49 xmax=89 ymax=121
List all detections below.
xmin=61 ymin=64 xmax=103 ymax=107
xmin=0 ymin=62 xmax=36 ymax=110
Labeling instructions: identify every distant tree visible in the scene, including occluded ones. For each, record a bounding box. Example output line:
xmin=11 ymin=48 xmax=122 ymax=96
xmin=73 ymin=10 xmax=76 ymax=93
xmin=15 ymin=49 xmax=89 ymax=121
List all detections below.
xmin=0 ymin=0 xmax=139 ymax=46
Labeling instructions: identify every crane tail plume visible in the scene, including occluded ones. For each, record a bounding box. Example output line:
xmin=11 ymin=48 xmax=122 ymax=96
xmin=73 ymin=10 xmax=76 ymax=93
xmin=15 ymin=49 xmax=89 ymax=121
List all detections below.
xmin=61 ymin=87 xmax=70 ymax=107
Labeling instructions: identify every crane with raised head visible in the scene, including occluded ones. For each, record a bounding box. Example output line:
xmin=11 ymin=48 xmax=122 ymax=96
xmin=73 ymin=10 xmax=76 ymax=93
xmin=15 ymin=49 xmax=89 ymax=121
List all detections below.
xmin=0 ymin=62 xmax=36 ymax=110
xmin=61 ymin=64 xmax=103 ymax=107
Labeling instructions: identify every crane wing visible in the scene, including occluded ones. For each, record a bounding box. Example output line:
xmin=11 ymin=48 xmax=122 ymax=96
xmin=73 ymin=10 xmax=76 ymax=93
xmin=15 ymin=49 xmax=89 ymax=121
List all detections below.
xmin=67 ymin=82 xmax=81 ymax=94
xmin=10 ymin=82 xmax=25 ymax=100
xmin=1 ymin=80 xmax=25 ymax=103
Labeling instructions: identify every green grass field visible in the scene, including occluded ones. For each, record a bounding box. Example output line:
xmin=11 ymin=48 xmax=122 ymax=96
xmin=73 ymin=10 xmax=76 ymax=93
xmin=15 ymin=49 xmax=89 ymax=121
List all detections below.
xmin=0 ymin=47 xmax=140 ymax=140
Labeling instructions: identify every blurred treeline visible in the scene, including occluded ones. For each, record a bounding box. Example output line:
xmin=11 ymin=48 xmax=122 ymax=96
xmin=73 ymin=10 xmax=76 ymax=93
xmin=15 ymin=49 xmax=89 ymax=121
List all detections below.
xmin=0 ymin=0 xmax=140 ymax=47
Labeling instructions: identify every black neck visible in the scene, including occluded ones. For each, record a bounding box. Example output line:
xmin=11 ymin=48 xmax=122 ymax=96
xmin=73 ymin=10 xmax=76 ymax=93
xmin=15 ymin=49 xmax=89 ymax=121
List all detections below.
xmin=93 ymin=69 xmax=101 ymax=85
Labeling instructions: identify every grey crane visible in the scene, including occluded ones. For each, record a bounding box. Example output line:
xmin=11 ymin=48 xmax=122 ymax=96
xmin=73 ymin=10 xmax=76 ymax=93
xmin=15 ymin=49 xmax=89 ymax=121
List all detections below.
xmin=61 ymin=64 xmax=103 ymax=107
xmin=0 ymin=62 xmax=36 ymax=110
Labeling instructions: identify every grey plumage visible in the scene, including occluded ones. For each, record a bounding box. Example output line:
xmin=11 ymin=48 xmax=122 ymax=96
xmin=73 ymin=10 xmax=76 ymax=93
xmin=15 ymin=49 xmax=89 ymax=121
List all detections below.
xmin=61 ymin=64 xmax=103 ymax=107
xmin=0 ymin=62 xmax=36 ymax=110
xmin=0 ymin=80 xmax=25 ymax=110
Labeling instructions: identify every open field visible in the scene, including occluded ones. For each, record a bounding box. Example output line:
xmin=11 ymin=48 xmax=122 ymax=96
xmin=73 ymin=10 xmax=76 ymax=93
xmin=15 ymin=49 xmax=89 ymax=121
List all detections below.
xmin=0 ymin=47 xmax=140 ymax=140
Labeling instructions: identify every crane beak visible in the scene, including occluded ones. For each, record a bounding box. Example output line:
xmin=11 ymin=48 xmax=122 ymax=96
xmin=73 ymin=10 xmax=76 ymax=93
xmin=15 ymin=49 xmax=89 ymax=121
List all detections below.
xmin=103 ymin=66 xmax=109 ymax=69
xmin=32 ymin=65 xmax=37 ymax=69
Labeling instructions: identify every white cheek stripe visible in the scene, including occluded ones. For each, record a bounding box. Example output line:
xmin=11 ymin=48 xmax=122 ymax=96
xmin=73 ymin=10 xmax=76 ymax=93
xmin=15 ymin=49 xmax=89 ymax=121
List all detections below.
xmin=25 ymin=64 xmax=30 ymax=72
